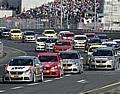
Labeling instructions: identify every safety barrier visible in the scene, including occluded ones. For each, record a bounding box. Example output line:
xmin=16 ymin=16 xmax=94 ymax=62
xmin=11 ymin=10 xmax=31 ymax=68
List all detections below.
xmin=0 ymin=41 xmax=3 ymax=58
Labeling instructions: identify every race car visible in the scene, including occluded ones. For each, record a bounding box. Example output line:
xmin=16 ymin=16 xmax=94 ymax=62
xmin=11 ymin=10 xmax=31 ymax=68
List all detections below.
xmin=22 ymin=31 xmax=37 ymax=42
xmin=74 ymin=35 xmax=87 ymax=49
xmin=53 ymin=40 xmax=74 ymax=52
xmin=60 ymin=50 xmax=84 ymax=74
xmin=42 ymin=29 xmax=57 ymax=38
xmin=9 ymin=29 xmax=23 ymax=40
xmin=88 ymin=47 xmax=119 ymax=70
xmin=37 ymin=52 xmax=64 ymax=77
xmin=2 ymin=56 xmax=43 ymax=83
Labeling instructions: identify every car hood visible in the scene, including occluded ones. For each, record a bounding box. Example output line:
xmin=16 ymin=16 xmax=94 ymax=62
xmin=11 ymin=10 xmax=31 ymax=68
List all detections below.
xmin=74 ymin=40 xmax=86 ymax=43
xmin=25 ymin=35 xmax=35 ymax=37
xmin=62 ymin=59 xmax=79 ymax=64
xmin=42 ymin=62 xmax=58 ymax=67
xmin=92 ymin=56 xmax=113 ymax=60
xmin=7 ymin=66 xmax=32 ymax=72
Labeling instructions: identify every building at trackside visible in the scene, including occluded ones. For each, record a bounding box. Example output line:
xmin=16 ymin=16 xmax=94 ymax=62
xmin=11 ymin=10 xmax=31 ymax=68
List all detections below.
xmin=102 ymin=0 xmax=120 ymax=30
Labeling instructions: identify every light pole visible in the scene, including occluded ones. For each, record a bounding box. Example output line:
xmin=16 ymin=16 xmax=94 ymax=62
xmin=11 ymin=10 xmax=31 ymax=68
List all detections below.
xmin=94 ymin=0 xmax=97 ymax=31
xmin=60 ymin=0 xmax=63 ymax=29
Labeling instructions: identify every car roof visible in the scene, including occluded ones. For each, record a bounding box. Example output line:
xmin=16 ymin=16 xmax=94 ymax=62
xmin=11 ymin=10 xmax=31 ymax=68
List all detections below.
xmin=12 ymin=56 xmax=37 ymax=59
xmin=24 ymin=31 xmax=34 ymax=32
xmin=38 ymin=52 xmax=59 ymax=56
xmin=59 ymin=31 xmax=70 ymax=33
xmin=113 ymin=39 xmax=120 ymax=41
xmin=60 ymin=50 xmax=79 ymax=53
xmin=102 ymin=41 xmax=117 ymax=44
xmin=11 ymin=29 xmax=21 ymax=31
xmin=84 ymin=32 xmax=95 ymax=35
xmin=57 ymin=39 xmax=72 ymax=42
xmin=63 ymin=31 xmax=74 ymax=34
xmin=37 ymin=36 xmax=48 ymax=39
xmin=89 ymin=45 xmax=107 ymax=48
xmin=44 ymin=29 xmax=55 ymax=31
xmin=95 ymin=47 xmax=114 ymax=51
xmin=96 ymin=34 xmax=107 ymax=36
xmin=74 ymin=35 xmax=87 ymax=37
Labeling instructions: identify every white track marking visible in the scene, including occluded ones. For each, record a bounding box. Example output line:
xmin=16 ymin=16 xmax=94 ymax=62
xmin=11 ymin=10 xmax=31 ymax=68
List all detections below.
xmin=43 ymin=80 xmax=53 ymax=83
xmin=11 ymin=86 xmax=23 ymax=90
xmin=0 ymin=90 xmax=5 ymax=93
xmin=27 ymin=83 xmax=39 ymax=86
xmin=65 ymin=74 xmax=71 ymax=77
xmin=60 ymin=77 xmax=64 ymax=79
xmin=54 ymin=78 xmax=61 ymax=80
xmin=77 ymin=80 xmax=88 ymax=83
xmin=84 ymin=81 xmax=120 ymax=93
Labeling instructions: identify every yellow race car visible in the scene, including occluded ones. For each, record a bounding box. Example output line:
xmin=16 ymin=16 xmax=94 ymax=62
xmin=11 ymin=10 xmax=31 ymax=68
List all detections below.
xmin=9 ymin=29 xmax=23 ymax=40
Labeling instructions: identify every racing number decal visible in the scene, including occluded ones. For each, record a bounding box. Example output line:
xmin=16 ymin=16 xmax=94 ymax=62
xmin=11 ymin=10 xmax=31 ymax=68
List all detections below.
xmin=35 ymin=68 xmax=40 ymax=75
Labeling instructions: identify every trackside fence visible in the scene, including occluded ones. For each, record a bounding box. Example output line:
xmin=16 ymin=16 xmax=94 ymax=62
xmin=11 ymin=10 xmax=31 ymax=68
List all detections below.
xmin=0 ymin=41 xmax=3 ymax=58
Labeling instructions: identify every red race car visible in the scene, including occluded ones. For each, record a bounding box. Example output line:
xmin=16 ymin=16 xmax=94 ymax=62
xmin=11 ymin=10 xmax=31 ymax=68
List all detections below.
xmin=53 ymin=40 xmax=74 ymax=52
xmin=37 ymin=52 xmax=64 ymax=77
xmin=60 ymin=31 xmax=74 ymax=41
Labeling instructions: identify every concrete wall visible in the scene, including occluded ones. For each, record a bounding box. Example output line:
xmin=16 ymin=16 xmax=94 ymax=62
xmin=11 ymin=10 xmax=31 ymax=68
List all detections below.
xmin=0 ymin=10 xmax=13 ymax=18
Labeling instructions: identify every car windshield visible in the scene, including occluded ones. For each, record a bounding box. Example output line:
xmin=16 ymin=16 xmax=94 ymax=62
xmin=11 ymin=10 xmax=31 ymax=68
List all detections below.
xmin=93 ymin=50 xmax=113 ymax=56
xmin=39 ymin=56 xmax=58 ymax=62
xmin=9 ymin=59 xmax=33 ymax=66
xmin=103 ymin=43 xmax=117 ymax=47
xmin=75 ymin=37 xmax=86 ymax=40
xmin=88 ymin=39 xmax=101 ymax=43
xmin=55 ymin=41 xmax=70 ymax=46
xmin=2 ymin=29 xmax=10 ymax=32
xmin=24 ymin=32 xmax=35 ymax=35
xmin=63 ymin=34 xmax=74 ymax=37
xmin=46 ymin=39 xmax=58 ymax=43
xmin=86 ymin=35 xmax=95 ymax=38
xmin=44 ymin=31 xmax=55 ymax=34
xmin=98 ymin=35 xmax=108 ymax=39
xmin=89 ymin=47 xmax=98 ymax=52
xmin=37 ymin=38 xmax=47 ymax=42
xmin=60 ymin=53 xmax=79 ymax=59
xmin=11 ymin=30 xmax=21 ymax=33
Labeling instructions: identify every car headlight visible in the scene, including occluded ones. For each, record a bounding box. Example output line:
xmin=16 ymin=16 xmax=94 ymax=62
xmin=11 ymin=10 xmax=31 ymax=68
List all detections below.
xmin=74 ymin=62 xmax=79 ymax=66
xmin=51 ymin=65 xmax=58 ymax=70
xmin=37 ymin=44 xmax=39 ymax=46
xmin=106 ymin=60 xmax=113 ymax=64
xmin=24 ymin=69 xmax=31 ymax=74
xmin=5 ymin=70 xmax=9 ymax=74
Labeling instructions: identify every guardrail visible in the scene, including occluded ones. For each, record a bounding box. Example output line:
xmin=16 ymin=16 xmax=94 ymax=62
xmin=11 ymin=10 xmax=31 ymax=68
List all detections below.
xmin=0 ymin=41 xmax=3 ymax=58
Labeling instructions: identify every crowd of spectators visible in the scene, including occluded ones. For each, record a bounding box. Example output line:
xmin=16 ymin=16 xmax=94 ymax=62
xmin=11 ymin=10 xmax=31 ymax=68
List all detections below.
xmin=15 ymin=0 xmax=103 ymax=27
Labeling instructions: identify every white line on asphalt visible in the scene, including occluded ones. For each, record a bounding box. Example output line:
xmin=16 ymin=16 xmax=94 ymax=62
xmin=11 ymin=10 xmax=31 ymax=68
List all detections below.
xmin=0 ymin=90 xmax=5 ymax=93
xmin=4 ymin=46 xmax=27 ymax=56
xmin=65 ymin=74 xmax=71 ymax=77
xmin=43 ymin=80 xmax=53 ymax=83
xmin=77 ymin=80 xmax=88 ymax=83
xmin=27 ymin=83 xmax=39 ymax=86
xmin=60 ymin=77 xmax=64 ymax=79
xmin=84 ymin=81 xmax=120 ymax=93
xmin=11 ymin=86 xmax=23 ymax=90
xmin=54 ymin=78 xmax=61 ymax=80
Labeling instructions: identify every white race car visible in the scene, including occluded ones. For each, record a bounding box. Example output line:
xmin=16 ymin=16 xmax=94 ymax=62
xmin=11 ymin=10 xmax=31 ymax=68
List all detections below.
xmin=2 ymin=56 xmax=43 ymax=83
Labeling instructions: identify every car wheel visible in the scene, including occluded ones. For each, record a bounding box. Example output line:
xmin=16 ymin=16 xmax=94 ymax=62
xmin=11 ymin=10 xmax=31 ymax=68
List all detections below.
xmin=32 ymin=73 xmax=37 ymax=83
xmin=39 ymin=72 xmax=43 ymax=82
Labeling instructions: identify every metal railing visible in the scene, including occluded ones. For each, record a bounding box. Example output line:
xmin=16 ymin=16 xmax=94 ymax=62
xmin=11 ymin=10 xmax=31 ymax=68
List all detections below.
xmin=0 ymin=41 xmax=3 ymax=57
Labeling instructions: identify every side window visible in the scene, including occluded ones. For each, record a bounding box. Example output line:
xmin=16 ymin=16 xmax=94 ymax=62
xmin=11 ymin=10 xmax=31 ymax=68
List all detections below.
xmin=34 ymin=58 xmax=39 ymax=64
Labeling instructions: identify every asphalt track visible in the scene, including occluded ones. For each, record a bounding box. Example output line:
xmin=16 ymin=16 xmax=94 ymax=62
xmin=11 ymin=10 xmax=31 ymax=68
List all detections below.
xmin=0 ymin=39 xmax=120 ymax=94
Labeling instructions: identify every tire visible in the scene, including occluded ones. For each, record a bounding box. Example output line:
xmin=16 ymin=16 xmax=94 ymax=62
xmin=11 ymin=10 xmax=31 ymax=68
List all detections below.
xmin=32 ymin=73 xmax=37 ymax=83
xmin=39 ymin=72 xmax=43 ymax=82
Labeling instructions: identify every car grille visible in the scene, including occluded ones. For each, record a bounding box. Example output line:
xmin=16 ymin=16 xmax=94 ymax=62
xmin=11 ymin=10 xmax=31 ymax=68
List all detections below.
xmin=96 ymin=60 xmax=106 ymax=63
xmin=43 ymin=67 xmax=51 ymax=70
xmin=63 ymin=64 xmax=72 ymax=67
xmin=10 ymin=71 xmax=23 ymax=75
